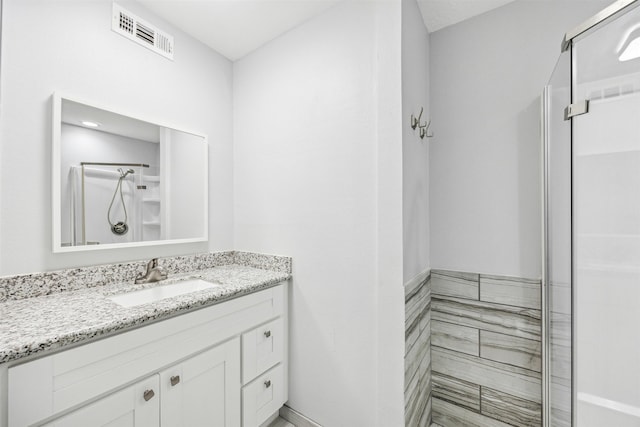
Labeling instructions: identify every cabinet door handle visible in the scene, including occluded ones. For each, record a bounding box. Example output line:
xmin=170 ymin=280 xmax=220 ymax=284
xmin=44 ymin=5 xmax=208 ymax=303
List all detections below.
xmin=143 ymin=389 xmax=155 ymax=402
xmin=264 ymin=380 xmax=271 ymax=388
xmin=170 ymin=375 xmax=180 ymax=386
xmin=264 ymin=330 xmax=271 ymax=338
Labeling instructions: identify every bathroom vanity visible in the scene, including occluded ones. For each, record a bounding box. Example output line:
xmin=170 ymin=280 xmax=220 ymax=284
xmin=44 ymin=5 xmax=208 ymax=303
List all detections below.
xmin=0 ymin=254 xmax=290 ymax=427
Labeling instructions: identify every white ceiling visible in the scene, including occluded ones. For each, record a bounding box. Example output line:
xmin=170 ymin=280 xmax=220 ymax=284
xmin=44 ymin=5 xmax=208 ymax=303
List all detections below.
xmin=136 ymin=0 xmax=517 ymax=61
xmin=138 ymin=0 xmax=341 ymax=61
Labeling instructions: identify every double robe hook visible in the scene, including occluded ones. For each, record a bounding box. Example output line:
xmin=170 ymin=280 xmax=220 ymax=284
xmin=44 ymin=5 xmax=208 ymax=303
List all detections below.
xmin=410 ymin=107 xmax=433 ymax=139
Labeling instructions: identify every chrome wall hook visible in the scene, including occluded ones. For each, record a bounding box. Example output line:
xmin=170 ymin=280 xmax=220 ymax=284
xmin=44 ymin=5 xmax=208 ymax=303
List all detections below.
xmin=410 ymin=107 xmax=423 ymax=130
xmin=410 ymin=106 xmax=433 ymax=140
xmin=419 ymin=119 xmax=434 ymax=139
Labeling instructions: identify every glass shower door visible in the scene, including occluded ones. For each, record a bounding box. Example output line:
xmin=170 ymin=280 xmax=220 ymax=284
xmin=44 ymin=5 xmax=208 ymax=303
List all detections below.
xmin=573 ymin=5 xmax=640 ymax=426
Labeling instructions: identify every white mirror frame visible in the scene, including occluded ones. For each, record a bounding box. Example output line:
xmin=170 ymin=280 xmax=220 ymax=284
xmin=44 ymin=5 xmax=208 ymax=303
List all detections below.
xmin=51 ymin=91 xmax=209 ymax=253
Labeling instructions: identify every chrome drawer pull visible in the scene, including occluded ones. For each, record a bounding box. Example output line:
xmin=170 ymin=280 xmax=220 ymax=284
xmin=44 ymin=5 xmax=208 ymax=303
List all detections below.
xmin=170 ymin=375 xmax=180 ymax=386
xmin=264 ymin=380 xmax=272 ymax=388
xmin=264 ymin=330 xmax=271 ymax=338
xmin=143 ymin=389 xmax=155 ymax=401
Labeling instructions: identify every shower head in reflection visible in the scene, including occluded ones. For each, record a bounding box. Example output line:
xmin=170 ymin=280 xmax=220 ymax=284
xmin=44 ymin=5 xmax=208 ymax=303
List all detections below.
xmin=109 ymin=168 xmax=135 ymax=236
xmin=118 ymin=168 xmax=135 ymax=178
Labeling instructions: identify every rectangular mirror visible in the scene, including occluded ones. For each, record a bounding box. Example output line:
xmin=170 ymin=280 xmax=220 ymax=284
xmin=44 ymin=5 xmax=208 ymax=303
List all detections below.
xmin=52 ymin=93 xmax=208 ymax=252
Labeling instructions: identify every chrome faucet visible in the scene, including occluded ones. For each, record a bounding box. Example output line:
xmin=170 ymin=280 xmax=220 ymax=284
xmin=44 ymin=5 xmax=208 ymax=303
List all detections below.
xmin=135 ymin=258 xmax=167 ymax=284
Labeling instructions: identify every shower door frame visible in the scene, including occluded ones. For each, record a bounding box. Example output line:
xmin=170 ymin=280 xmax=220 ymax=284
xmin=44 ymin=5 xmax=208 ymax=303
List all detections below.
xmin=542 ymin=61 xmax=572 ymax=427
xmin=541 ymin=84 xmax=551 ymax=427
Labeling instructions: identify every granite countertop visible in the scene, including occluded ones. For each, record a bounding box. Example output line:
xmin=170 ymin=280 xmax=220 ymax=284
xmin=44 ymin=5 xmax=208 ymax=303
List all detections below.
xmin=0 ymin=264 xmax=290 ymax=364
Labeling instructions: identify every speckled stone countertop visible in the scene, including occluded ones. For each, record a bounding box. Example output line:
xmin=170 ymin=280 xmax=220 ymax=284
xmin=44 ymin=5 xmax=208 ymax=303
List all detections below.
xmin=0 ymin=253 xmax=291 ymax=364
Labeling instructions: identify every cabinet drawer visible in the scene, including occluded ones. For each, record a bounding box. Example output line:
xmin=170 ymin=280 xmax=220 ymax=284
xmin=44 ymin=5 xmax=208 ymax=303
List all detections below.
xmin=242 ymin=364 xmax=285 ymax=427
xmin=242 ymin=317 xmax=283 ymax=384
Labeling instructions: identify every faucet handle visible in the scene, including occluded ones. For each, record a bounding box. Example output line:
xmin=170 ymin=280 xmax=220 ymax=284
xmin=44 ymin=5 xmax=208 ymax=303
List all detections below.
xmin=135 ymin=258 xmax=157 ymax=282
xmin=139 ymin=258 xmax=157 ymax=275
xmin=151 ymin=258 xmax=166 ymax=275
xmin=135 ymin=258 xmax=166 ymax=284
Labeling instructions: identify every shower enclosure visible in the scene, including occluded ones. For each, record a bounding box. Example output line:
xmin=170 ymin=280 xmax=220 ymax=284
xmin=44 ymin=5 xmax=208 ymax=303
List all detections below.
xmin=543 ymin=1 xmax=640 ymax=425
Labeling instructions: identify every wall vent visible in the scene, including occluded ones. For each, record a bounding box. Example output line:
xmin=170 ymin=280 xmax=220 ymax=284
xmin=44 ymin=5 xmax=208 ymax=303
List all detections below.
xmin=112 ymin=3 xmax=174 ymax=60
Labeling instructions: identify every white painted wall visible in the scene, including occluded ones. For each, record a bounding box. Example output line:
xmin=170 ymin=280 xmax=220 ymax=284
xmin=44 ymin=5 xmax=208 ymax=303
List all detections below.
xmin=233 ymin=1 xmax=404 ymax=425
xmin=402 ymin=0 xmax=430 ymax=283
xmin=375 ymin=3 xmax=404 ymax=425
xmin=0 ymin=0 xmax=233 ymax=275
xmin=429 ymin=0 xmax=610 ymax=278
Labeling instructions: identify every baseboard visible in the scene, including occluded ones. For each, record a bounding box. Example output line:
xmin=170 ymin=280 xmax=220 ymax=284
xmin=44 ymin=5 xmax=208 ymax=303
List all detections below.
xmin=280 ymin=405 xmax=323 ymax=427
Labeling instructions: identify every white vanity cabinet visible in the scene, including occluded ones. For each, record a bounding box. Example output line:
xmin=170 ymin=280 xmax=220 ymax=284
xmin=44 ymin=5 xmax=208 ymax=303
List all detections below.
xmin=5 ymin=283 xmax=287 ymax=427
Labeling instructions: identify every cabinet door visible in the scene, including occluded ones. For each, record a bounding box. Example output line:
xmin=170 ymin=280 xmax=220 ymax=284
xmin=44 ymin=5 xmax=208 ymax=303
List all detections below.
xmin=160 ymin=337 xmax=240 ymax=427
xmin=43 ymin=375 xmax=159 ymax=427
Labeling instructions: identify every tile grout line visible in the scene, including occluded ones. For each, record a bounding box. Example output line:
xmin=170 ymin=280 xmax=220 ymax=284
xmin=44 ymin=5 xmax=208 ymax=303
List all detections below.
xmin=432 ymin=344 xmax=542 ymax=377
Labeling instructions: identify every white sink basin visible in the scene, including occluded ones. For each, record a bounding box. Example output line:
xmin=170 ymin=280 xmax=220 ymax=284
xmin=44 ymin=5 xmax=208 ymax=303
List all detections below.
xmin=108 ymin=279 xmax=220 ymax=308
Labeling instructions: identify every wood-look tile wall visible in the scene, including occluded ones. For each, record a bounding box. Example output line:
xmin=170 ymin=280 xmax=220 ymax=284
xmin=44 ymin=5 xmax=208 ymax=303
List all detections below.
xmin=430 ymin=270 xmax=542 ymax=427
xmin=405 ymin=270 xmax=432 ymax=427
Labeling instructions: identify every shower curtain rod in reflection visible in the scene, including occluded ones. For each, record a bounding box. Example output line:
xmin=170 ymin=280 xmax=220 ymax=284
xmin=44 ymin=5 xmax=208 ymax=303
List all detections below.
xmin=80 ymin=162 xmax=150 ymax=168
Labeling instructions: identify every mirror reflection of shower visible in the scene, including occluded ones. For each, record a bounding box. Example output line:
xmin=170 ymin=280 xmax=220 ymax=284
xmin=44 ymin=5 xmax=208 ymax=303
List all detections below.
xmin=67 ymin=161 xmax=161 ymax=246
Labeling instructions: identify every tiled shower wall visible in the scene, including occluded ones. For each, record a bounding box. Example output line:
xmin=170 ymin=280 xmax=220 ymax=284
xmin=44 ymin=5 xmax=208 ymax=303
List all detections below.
xmin=405 ymin=270 xmax=432 ymax=426
xmin=430 ymin=270 xmax=542 ymax=427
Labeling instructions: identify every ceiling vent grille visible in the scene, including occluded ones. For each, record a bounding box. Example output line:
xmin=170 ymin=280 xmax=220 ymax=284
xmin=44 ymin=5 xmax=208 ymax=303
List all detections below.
xmin=112 ymin=3 xmax=174 ymax=60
